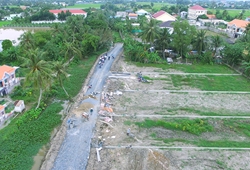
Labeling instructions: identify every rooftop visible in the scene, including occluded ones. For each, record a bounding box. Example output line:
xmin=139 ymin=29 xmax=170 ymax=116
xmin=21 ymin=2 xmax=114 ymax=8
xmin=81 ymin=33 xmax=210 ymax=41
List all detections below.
xmin=152 ymin=10 xmax=166 ymax=18
xmin=0 ymin=105 xmax=4 ymax=111
xmin=49 ymin=9 xmax=87 ymax=14
xmin=189 ymin=5 xmax=206 ymax=10
xmin=228 ymin=19 xmax=250 ymax=28
xmin=128 ymin=13 xmax=138 ymax=17
xmin=0 ymin=65 xmax=16 ymax=80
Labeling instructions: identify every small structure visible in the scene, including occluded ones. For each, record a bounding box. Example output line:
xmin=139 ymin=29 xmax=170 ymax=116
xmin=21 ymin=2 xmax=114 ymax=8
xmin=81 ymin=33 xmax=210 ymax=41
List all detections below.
xmin=115 ymin=11 xmax=127 ymax=20
xmin=128 ymin=13 xmax=138 ymax=20
xmin=159 ymin=21 xmax=175 ymax=34
xmin=246 ymin=16 xmax=250 ymax=22
xmin=152 ymin=10 xmax=176 ymax=22
xmin=180 ymin=11 xmax=188 ymax=19
xmin=14 ymin=100 xmax=25 ymax=113
xmin=136 ymin=9 xmax=149 ymax=16
xmin=206 ymin=14 xmax=216 ymax=19
xmin=188 ymin=5 xmax=207 ymax=20
xmin=3 ymin=13 xmax=22 ymax=21
xmin=49 ymin=9 xmax=87 ymax=19
xmin=0 ymin=65 xmax=20 ymax=95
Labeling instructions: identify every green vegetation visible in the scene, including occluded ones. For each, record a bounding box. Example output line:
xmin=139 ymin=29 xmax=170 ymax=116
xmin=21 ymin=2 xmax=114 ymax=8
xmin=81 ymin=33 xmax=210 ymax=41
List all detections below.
xmin=135 ymin=118 xmax=213 ymax=135
xmin=0 ymin=100 xmax=6 ymax=105
xmin=224 ymin=119 xmax=250 ymax=137
xmin=171 ymin=75 xmax=250 ymax=91
xmin=166 ymin=107 xmax=250 ymax=116
xmin=134 ymin=62 xmax=235 ymax=73
xmin=0 ymin=21 xmax=11 ymax=27
xmin=162 ymin=138 xmax=250 ymax=148
xmin=66 ymin=4 xmax=102 ymax=9
xmin=208 ymin=8 xmax=250 ymax=19
xmin=124 ymin=120 xmax=132 ymax=126
xmin=0 ymin=102 xmax=63 ymax=170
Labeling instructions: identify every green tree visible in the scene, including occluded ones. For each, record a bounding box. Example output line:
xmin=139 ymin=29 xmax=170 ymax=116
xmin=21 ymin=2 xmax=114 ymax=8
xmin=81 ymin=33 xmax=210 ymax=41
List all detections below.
xmin=194 ymin=30 xmax=207 ymax=55
xmin=210 ymin=35 xmax=223 ymax=56
xmin=19 ymin=31 xmax=35 ymax=50
xmin=223 ymin=43 xmax=244 ymax=66
xmin=139 ymin=19 xmax=160 ymax=46
xmin=53 ymin=61 xmax=69 ymax=97
xmin=155 ymin=28 xmax=171 ymax=59
xmin=22 ymin=48 xmax=52 ymax=110
xmin=1 ymin=39 xmax=12 ymax=51
xmin=172 ymin=19 xmax=196 ymax=58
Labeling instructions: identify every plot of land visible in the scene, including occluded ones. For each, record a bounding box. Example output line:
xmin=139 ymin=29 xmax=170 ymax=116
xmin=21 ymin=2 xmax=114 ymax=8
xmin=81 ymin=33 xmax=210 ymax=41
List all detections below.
xmin=87 ymin=57 xmax=250 ymax=170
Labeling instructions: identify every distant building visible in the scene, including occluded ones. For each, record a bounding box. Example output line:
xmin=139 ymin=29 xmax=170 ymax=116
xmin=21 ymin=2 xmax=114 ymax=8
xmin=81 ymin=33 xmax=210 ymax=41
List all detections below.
xmin=246 ymin=16 xmax=250 ymax=22
xmin=136 ymin=9 xmax=149 ymax=16
xmin=188 ymin=5 xmax=207 ymax=20
xmin=206 ymin=14 xmax=216 ymax=19
xmin=14 ymin=100 xmax=25 ymax=113
xmin=159 ymin=21 xmax=175 ymax=34
xmin=49 ymin=9 xmax=87 ymax=18
xmin=3 ymin=13 xmax=22 ymax=21
xmin=180 ymin=11 xmax=188 ymax=19
xmin=152 ymin=10 xmax=176 ymax=22
xmin=227 ymin=19 xmax=249 ymax=37
xmin=115 ymin=11 xmax=127 ymax=20
xmin=128 ymin=13 xmax=138 ymax=20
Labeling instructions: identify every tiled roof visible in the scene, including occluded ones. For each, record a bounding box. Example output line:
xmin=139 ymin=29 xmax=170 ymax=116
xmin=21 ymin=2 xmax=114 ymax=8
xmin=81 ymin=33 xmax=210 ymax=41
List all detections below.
xmin=206 ymin=14 xmax=216 ymax=19
xmin=0 ymin=105 xmax=4 ymax=111
xmin=0 ymin=65 xmax=15 ymax=80
xmin=128 ymin=13 xmax=138 ymax=17
xmin=152 ymin=10 xmax=166 ymax=18
xmin=159 ymin=21 xmax=175 ymax=28
xmin=49 ymin=9 xmax=87 ymax=14
xmin=189 ymin=5 xmax=205 ymax=10
xmin=228 ymin=19 xmax=249 ymax=28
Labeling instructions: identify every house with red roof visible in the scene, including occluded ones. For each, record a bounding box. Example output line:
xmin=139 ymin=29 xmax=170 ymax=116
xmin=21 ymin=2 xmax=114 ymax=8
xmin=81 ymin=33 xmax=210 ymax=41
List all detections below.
xmin=188 ymin=5 xmax=207 ymax=20
xmin=0 ymin=65 xmax=19 ymax=96
xmin=152 ymin=10 xmax=176 ymax=22
xmin=49 ymin=9 xmax=87 ymax=19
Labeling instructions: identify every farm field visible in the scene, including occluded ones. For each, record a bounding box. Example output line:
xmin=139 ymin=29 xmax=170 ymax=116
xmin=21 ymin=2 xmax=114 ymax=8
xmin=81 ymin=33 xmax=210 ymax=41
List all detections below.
xmin=66 ymin=3 xmax=102 ymax=9
xmin=0 ymin=21 xmax=11 ymax=27
xmin=207 ymin=8 xmax=250 ymax=19
xmin=87 ymin=56 xmax=250 ymax=170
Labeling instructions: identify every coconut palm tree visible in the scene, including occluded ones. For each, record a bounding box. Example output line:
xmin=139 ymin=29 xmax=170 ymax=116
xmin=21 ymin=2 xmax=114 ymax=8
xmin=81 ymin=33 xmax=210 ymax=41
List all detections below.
xmin=19 ymin=31 xmax=35 ymax=50
xmin=194 ymin=29 xmax=207 ymax=55
xmin=139 ymin=19 xmax=160 ymax=46
xmin=22 ymin=48 xmax=52 ymax=110
xmin=53 ymin=61 xmax=69 ymax=98
xmin=155 ymin=28 xmax=171 ymax=59
xmin=210 ymin=35 xmax=223 ymax=56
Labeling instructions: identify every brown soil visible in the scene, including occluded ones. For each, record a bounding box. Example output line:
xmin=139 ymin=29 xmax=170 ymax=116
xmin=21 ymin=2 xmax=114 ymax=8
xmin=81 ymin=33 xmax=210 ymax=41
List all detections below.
xmin=86 ymin=56 xmax=250 ymax=170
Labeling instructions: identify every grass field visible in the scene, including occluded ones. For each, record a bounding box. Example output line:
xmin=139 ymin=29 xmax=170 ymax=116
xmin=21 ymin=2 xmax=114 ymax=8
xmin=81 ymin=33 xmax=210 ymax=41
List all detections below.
xmin=207 ymin=8 xmax=250 ymax=19
xmin=135 ymin=62 xmax=235 ymax=74
xmin=171 ymin=74 xmax=250 ymax=91
xmin=0 ymin=21 xmax=11 ymax=27
xmin=66 ymin=3 xmax=102 ymax=9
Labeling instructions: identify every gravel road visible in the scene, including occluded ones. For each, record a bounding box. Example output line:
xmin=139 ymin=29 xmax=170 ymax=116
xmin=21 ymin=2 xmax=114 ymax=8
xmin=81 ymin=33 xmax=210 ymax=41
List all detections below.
xmin=52 ymin=43 xmax=123 ymax=170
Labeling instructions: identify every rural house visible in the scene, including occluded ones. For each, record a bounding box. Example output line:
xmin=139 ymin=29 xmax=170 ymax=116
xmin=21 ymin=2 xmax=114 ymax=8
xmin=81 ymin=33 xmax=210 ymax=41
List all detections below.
xmin=227 ymin=19 xmax=250 ymax=37
xmin=136 ymin=9 xmax=149 ymax=16
xmin=188 ymin=5 xmax=207 ymax=20
xmin=49 ymin=9 xmax=87 ymax=19
xmin=152 ymin=10 xmax=176 ymax=22
xmin=0 ymin=65 xmax=19 ymax=96
xmin=159 ymin=21 xmax=175 ymax=34
xmin=14 ymin=100 xmax=25 ymax=113
xmin=128 ymin=13 xmax=138 ymax=20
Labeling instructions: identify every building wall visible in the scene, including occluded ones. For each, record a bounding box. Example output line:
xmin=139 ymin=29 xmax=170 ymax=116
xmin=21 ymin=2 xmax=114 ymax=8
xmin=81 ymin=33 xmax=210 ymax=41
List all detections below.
xmin=188 ymin=9 xmax=207 ymax=19
xmin=155 ymin=13 xmax=176 ymax=22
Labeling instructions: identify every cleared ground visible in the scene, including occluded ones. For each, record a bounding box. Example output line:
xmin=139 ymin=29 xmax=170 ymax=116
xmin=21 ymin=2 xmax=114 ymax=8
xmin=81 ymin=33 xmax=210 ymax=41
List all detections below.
xmin=87 ymin=57 xmax=250 ymax=170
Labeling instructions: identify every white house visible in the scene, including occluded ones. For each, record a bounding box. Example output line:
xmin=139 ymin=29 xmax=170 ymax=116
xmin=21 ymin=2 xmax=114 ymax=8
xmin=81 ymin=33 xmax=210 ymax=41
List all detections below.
xmin=188 ymin=5 xmax=207 ymax=20
xmin=152 ymin=10 xmax=176 ymax=22
xmin=14 ymin=100 xmax=25 ymax=113
xmin=3 ymin=13 xmax=22 ymax=21
xmin=49 ymin=9 xmax=87 ymax=19
xmin=0 ymin=65 xmax=19 ymax=95
xmin=136 ymin=9 xmax=149 ymax=16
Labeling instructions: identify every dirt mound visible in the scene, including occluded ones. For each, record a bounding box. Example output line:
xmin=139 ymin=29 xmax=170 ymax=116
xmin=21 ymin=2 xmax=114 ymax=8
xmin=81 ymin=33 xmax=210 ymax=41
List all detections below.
xmin=72 ymin=102 xmax=94 ymax=118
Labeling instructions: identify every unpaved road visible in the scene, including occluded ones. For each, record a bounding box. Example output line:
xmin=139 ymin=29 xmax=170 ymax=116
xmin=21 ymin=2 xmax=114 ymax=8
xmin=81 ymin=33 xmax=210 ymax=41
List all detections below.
xmin=51 ymin=44 xmax=123 ymax=170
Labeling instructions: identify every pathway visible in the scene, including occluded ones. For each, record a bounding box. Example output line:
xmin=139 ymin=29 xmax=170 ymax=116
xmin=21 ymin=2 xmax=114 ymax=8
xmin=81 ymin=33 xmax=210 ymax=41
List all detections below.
xmin=104 ymin=145 xmax=250 ymax=151
xmin=51 ymin=43 xmax=123 ymax=170
xmin=123 ymin=90 xmax=250 ymax=94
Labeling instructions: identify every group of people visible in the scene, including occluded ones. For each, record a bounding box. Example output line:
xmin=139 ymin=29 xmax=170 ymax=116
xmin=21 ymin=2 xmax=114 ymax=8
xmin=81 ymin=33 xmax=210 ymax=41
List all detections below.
xmin=98 ymin=53 xmax=115 ymax=68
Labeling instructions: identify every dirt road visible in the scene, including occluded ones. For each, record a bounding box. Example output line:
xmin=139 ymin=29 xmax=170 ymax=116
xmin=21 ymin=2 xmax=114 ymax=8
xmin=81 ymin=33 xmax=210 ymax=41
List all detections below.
xmin=51 ymin=44 xmax=123 ymax=170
